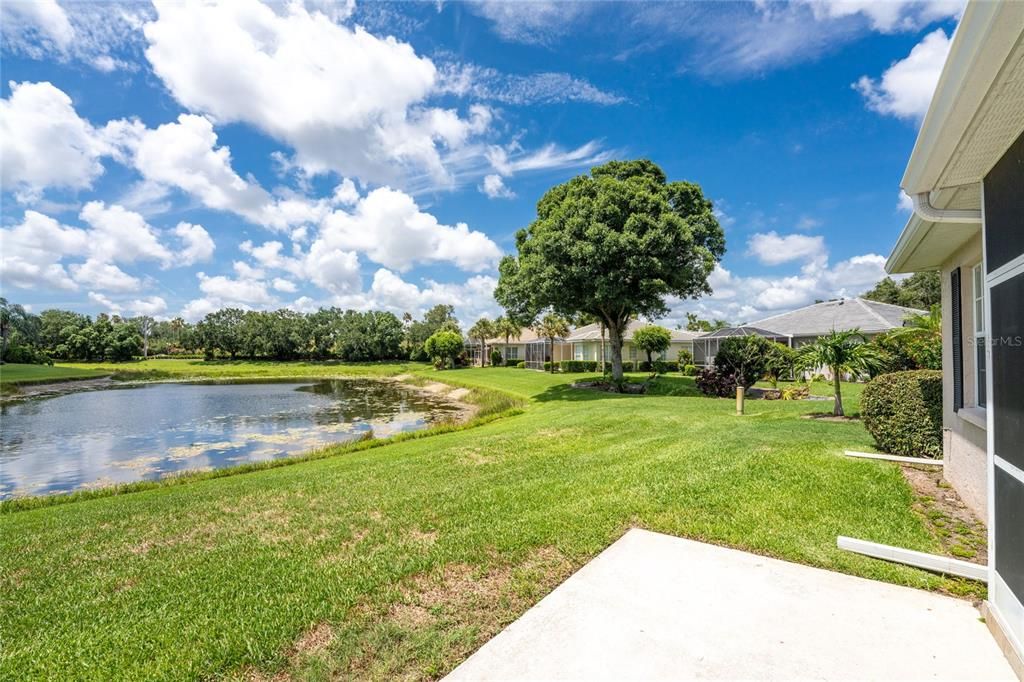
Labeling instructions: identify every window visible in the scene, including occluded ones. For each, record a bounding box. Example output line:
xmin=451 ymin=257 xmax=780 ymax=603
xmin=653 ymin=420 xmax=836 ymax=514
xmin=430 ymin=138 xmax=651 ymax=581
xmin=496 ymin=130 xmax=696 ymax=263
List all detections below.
xmin=973 ymin=264 xmax=987 ymax=407
xmin=574 ymin=345 xmax=584 ymax=361
xmin=629 ymin=345 xmax=637 ymax=361
xmin=507 ymin=346 xmax=518 ymax=361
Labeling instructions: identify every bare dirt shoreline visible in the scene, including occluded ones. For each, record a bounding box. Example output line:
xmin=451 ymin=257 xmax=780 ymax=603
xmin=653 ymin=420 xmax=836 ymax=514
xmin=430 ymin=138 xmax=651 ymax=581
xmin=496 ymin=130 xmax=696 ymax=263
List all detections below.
xmin=3 ymin=377 xmax=118 ymax=402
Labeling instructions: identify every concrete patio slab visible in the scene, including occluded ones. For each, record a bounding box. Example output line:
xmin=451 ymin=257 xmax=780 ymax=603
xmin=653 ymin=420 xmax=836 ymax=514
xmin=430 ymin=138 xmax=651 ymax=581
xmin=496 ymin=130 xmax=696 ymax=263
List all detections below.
xmin=447 ymin=528 xmax=1015 ymax=681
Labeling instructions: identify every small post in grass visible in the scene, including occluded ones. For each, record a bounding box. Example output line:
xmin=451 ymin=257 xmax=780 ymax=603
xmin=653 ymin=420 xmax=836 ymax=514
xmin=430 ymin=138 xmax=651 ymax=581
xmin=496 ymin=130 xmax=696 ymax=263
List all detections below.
xmin=736 ymin=385 xmax=745 ymax=415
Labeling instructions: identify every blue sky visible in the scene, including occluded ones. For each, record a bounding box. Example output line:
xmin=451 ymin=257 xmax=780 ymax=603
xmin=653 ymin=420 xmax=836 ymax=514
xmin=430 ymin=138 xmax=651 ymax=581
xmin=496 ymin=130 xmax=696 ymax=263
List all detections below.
xmin=0 ymin=0 xmax=960 ymax=326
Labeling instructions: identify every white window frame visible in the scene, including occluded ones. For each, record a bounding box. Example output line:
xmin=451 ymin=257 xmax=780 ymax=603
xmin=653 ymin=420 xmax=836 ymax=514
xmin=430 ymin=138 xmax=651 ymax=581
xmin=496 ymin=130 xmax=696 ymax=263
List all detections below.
xmin=972 ymin=263 xmax=986 ymax=408
xmin=574 ymin=344 xmax=584 ymax=361
xmin=507 ymin=346 xmax=519 ymax=361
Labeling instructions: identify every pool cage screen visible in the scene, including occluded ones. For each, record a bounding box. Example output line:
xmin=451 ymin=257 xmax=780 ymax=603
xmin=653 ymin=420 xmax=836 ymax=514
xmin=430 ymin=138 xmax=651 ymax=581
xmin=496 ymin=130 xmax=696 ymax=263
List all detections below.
xmin=692 ymin=326 xmax=792 ymax=368
xmin=524 ymin=339 xmax=557 ymax=370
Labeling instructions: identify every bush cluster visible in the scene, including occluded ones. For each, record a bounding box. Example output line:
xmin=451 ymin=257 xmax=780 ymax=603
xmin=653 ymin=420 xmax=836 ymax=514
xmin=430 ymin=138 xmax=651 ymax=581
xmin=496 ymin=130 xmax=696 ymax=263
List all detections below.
xmin=558 ymin=360 xmax=600 ymax=372
xmin=695 ymin=368 xmax=738 ymax=397
xmin=861 ymin=370 xmax=943 ymax=458
xmin=516 ymin=361 xmax=526 ymax=368
xmin=681 ymin=364 xmax=698 ymax=376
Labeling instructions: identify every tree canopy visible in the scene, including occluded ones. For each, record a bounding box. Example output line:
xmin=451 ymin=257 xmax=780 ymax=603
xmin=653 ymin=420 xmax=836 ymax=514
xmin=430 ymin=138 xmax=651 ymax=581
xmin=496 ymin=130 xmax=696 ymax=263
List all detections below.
xmin=423 ymin=330 xmax=463 ymax=369
xmin=632 ymin=325 xmax=672 ymax=366
xmin=495 ymin=159 xmax=725 ymax=384
xmin=862 ymin=271 xmax=940 ymax=310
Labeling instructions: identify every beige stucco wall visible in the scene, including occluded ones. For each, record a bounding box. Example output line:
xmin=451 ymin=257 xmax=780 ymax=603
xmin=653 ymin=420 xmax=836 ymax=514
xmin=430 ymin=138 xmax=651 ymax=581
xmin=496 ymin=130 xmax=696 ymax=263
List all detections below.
xmin=940 ymin=233 xmax=988 ymax=521
xmin=572 ymin=341 xmax=693 ymax=364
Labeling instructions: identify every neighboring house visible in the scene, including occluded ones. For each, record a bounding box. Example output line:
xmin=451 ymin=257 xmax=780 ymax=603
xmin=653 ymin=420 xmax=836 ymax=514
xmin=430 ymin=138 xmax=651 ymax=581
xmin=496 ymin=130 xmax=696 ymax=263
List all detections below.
xmin=692 ymin=326 xmax=793 ymax=368
xmin=690 ymin=299 xmax=924 ymax=371
xmin=485 ymin=328 xmax=571 ymax=368
xmin=885 ymin=2 xmax=1023 ymax=672
xmin=566 ymin=320 xmax=700 ymax=366
xmin=749 ymin=298 xmax=925 ymax=348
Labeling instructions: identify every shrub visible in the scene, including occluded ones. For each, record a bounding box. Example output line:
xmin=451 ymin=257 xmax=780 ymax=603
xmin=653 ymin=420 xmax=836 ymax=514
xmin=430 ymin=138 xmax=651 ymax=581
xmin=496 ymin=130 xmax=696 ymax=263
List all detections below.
xmin=516 ymin=361 xmax=526 ymax=369
xmin=714 ymin=335 xmax=772 ymax=387
xmin=861 ymin=370 xmax=943 ymax=458
xmin=621 ymin=361 xmax=635 ymax=372
xmin=677 ymin=348 xmax=694 ymax=367
xmin=695 ymin=367 xmax=738 ymax=397
xmin=681 ymin=364 xmax=697 ymax=376
xmin=652 ymin=360 xmax=679 ymax=374
xmin=558 ymin=360 xmax=600 ymax=373
xmin=781 ymin=385 xmax=809 ymax=400
xmin=763 ymin=342 xmax=796 ymax=387
xmin=543 ymin=361 xmax=553 ymax=372
xmin=490 ymin=349 xmax=503 ymax=366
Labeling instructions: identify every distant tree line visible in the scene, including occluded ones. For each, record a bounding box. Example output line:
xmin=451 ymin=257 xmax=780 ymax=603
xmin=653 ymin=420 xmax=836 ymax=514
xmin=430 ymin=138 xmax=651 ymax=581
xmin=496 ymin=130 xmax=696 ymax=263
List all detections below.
xmin=861 ymin=271 xmax=940 ymax=310
xmin=0 ymin=297 xmax=467 ymax=364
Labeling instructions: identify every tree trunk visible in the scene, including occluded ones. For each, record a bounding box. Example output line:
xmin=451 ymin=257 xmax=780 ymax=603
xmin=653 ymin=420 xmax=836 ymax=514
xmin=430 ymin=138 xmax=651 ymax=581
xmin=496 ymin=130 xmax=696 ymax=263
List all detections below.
xmin=833 ymin=368 xmax=844 ymax=417
xmin=480 ymin=338 xmax=485 ymax=367
xmin=608 ymin=323 xmax=624 ymax=385
xmin=600 ymin=325 xmax=606 ymax=374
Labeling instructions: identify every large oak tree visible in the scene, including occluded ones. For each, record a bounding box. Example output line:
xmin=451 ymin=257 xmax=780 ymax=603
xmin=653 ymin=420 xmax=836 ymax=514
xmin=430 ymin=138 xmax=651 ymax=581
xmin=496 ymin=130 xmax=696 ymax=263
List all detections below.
xmin=495 ymin=159 xmax=725 ymax=385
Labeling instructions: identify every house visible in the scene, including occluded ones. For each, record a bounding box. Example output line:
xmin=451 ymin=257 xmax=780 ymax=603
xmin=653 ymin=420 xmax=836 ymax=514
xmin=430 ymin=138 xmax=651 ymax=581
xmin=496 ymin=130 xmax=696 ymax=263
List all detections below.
xmin=885 ymin=2 xmax=1023 ymax=672
xmin=485 ymin=327 xmax=572 ymax=369
xmin=692 ymin=326 xmax=793 ymax=368
xmin=565 ymin=320 xmax=700 ymax=366
xmin=690 ymin=299 xmax=925 ymax=371
xmin=749 ymin=298 xmax=925 ymax=347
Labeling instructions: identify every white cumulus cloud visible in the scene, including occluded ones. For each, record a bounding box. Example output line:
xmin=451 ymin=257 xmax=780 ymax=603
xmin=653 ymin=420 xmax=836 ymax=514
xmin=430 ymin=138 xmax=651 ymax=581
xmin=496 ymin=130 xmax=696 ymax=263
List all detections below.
xmin=854 ymin=28 xmax=951 ymax=122
xmin=747 ymin=231 xmax=827 ymax=266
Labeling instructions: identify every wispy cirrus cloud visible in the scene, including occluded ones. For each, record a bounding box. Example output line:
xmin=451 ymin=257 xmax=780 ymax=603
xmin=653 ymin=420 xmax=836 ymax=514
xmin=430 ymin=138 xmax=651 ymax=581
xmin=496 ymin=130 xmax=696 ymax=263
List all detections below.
xmin=439 ymin=62 xmax=626 ymax=106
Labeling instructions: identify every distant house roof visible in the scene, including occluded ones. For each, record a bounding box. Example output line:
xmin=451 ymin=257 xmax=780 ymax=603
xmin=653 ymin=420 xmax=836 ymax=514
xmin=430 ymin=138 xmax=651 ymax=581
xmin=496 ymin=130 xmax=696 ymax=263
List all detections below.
xmin=485 ymin=327 xmax=542 ymax=344
xmin=747 ymin=298 xmax=925 ymax=337
xmin=699 ymin=326 xmax=790 ymax=340
xmin=566 ymin=320 xmax=700 ymax=343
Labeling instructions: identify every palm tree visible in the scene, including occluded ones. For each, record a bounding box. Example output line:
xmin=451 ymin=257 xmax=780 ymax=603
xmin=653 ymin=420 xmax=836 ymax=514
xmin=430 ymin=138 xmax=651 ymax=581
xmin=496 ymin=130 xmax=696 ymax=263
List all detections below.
xmin=534 ymin=313 xmax=570 ymax=373
xmin=467 ymin=318 xmax=496 ymax=367
xmin=797 ymin=329 xmax=884 ymax=417
xmin=891 ymin=304 xmax=941 ymax=342
xmin=493 ymin=316 xmax=522 ymax=364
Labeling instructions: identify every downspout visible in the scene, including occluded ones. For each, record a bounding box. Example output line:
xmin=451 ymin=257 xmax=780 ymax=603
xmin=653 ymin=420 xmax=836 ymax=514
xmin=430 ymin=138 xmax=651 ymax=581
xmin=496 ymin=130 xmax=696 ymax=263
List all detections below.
xmin=910 ymin=191 xmax=982 ymax=224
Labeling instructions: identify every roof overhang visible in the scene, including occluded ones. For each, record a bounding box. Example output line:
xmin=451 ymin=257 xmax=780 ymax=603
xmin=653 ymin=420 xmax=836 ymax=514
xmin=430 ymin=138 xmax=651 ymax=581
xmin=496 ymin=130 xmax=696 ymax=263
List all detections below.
xmin=886 ymin=186 xmax=981 ymax=274
xmin=901 ymin=2 xmax=1024 ymax=196
xmin=888 ymin=1 xmax=1024 ymax=274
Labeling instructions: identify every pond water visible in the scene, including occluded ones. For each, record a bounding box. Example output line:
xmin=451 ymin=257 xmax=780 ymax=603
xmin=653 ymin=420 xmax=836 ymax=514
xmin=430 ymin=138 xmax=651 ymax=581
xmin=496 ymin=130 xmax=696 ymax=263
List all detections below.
xmin=0 ymin=379 xmax=462 ymax=499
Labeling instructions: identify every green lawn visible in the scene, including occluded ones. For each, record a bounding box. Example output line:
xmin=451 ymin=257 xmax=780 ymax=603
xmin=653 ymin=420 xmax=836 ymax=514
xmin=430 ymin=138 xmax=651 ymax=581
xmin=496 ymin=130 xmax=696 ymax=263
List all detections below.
xmin=0 ymin=363 xmax=109 ymax=386
xmin=0 ymin=366 xmax=965 ymax=680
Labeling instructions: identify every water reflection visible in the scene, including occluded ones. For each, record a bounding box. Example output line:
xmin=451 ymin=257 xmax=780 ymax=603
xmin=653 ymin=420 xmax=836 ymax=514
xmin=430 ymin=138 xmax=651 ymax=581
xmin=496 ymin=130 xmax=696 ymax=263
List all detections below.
xmin=0 ymin=380 xmax=459 ymax=499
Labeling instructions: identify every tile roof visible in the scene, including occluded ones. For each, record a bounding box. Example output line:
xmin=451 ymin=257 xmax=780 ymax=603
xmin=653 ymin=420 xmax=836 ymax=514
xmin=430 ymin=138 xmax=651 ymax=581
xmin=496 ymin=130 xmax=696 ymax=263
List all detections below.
xmin=747 ymin=298 xmax=926 ymax=337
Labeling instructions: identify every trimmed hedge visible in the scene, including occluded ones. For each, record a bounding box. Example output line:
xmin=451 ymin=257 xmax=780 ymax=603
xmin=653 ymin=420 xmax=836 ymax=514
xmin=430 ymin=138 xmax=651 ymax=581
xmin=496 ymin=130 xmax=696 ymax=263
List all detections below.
xmin=559 ymin=360 xmax=599 ymax=373
xmin=516 ymin=361 xmax=526 ymax=369
xmin=681 ymin=364 xmax=698 ymax=376
xmin=861 ymin=370 xmax=943 ymax=458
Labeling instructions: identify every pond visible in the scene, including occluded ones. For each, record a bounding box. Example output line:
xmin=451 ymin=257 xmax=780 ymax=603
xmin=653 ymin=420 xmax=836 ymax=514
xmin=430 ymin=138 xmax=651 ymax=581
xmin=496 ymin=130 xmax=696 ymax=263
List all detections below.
xmin=0 ymin=379 xmax=463 ymax=499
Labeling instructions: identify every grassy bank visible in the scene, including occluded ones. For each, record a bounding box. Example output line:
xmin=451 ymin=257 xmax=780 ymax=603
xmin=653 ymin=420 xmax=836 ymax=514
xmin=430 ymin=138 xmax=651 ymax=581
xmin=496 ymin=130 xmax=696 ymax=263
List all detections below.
xmin=1 ymin=366 xmax=961 ymax=680
xmin=61 ymin=357 xmax=429 ymax=382
xmin=0 ymin=363 xmax=109 ymax=387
